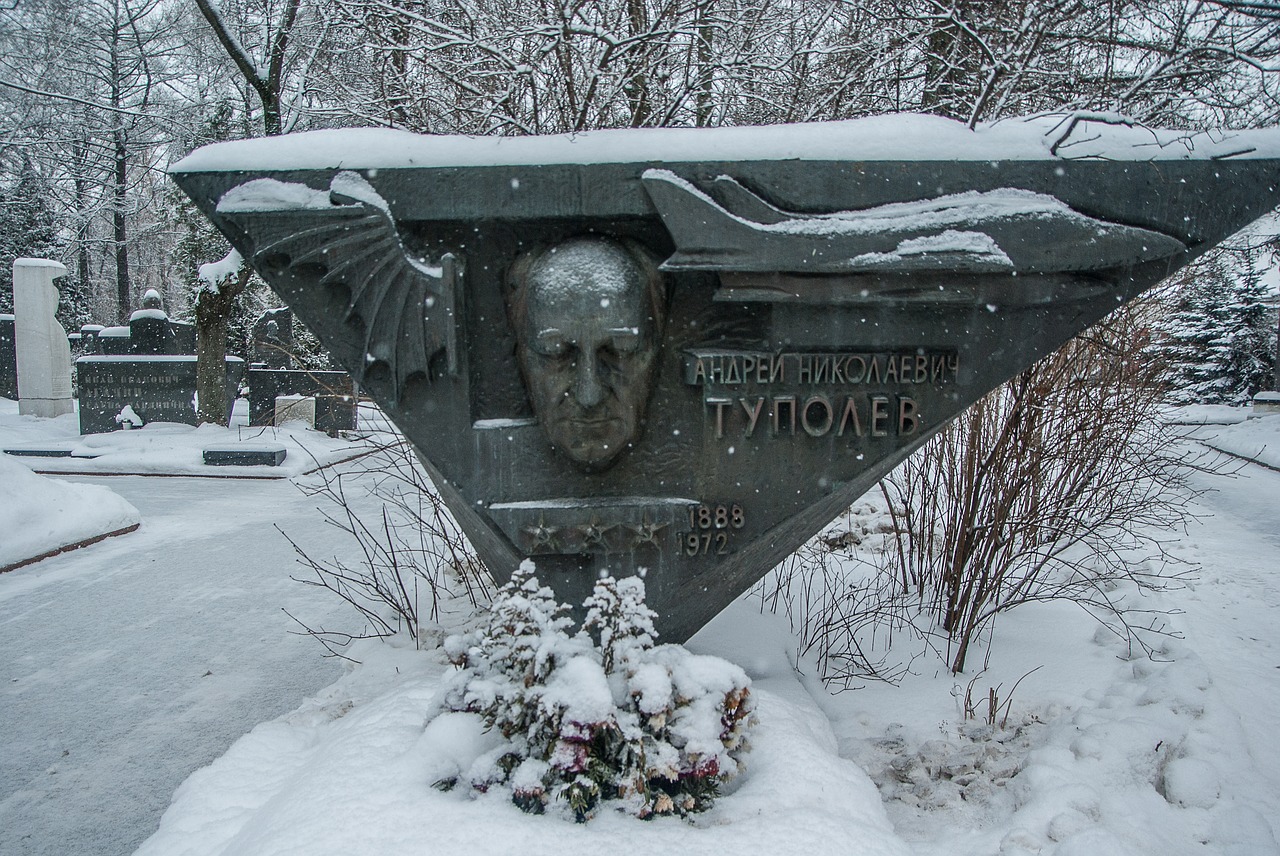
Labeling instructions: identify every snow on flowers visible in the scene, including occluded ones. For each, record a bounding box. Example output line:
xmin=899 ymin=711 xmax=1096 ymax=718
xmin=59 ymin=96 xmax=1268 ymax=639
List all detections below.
xmin=432 ymin=562 xmax=754 ymax=821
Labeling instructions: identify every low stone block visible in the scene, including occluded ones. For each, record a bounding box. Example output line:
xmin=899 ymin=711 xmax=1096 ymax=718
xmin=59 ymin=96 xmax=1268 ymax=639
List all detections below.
xmin=202 ymin=444 xmax=287 ymax=467
xmin=2 ymin=446 xmax=76 ymax=458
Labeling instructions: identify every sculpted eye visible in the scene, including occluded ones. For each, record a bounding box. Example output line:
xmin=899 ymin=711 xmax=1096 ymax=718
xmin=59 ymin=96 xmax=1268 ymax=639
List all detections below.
xmin=534 ymin=331 xmax=572 ymax=358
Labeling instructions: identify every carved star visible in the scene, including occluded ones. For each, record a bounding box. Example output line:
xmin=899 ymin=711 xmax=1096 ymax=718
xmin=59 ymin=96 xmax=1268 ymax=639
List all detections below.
xmin=629 ymin=513 xmax=668 ymax=549
xmin=523 ymin=517 xmax=559 ymax=552
xmin=577 ymin=516 xmax=616 ymax=550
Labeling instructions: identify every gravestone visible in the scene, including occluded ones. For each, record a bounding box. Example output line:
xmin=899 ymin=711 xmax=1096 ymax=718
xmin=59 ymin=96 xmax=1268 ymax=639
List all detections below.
xmin=172 ymin=321 xmax=196 ymax=354
xmin=128 ymin=312 xmax=179 ymax=355
xmin=171 ymin=116 xmax=1280 ymax=641
xmin=76 ymin=355 xmax=244 ymax=434
xmin=13 ymin=259 xmax=74 ymax=418
xmin=1 ymin=315 xmax=16 ymax=399
xmin=97 ymin=326 xmax=132 ymax=355
xmin=79 ymin=324 xmax=104 ymax=356
xmin=251 ymin=307 xmax=294 ymax=368
xmin=128 ymin=288 xmax=179 ymax=355
xmin=247 ymin=367 xmax=356 ymax=434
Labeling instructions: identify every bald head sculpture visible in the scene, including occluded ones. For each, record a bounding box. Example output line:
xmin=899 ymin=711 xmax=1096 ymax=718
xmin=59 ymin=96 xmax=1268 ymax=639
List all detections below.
xmin=507 ymin=236 xmax=667 ymax=470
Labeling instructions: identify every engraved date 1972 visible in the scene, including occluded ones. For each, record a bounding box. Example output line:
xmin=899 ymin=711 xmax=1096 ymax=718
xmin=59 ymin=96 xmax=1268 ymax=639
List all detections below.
xmin=680 ymin=503 xmax=745 ymax=556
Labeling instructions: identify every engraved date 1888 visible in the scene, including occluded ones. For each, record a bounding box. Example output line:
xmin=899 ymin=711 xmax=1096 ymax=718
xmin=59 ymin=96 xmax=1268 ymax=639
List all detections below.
xmin=680 ymin=503 xmax=745 ymax=556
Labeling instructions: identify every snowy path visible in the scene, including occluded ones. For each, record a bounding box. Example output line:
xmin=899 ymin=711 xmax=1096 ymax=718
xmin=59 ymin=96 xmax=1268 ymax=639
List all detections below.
xmin=5 ymin=439 xmax=1280 ymax=856
xmin=0 ymin=473 xmax=353 ymax=856
xmin=1176 ymin=461 xmax=1280 ymax=825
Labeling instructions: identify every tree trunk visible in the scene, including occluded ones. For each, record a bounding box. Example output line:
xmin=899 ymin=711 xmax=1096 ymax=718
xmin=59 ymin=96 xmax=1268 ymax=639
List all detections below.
xmin=194 ymin=268 xmax=251 ymax=425
xmin=695 ymin=1 xmax=714 ymax=127
xmin=109 ymin=0 xmax=131 ymax=323
xmin=113 ymin=127 xmax=131 ymax=323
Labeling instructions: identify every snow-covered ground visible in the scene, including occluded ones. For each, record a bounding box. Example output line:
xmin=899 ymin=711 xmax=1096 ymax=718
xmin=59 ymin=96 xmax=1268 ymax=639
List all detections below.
xmin=0 ymin=453 xmax=139 ymax=571
xmin=0 ymin=398 xmax=374 ymax=480
xmin=2 ymin=403 xmax=1279 ymax=855
xmin=1191 ymin=416 xmax=1280 ymax=471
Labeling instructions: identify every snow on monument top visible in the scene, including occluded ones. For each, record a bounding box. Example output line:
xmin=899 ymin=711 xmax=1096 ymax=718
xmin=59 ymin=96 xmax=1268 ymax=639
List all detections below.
xmin=171 ymin=113 xmax=1277 ymax=173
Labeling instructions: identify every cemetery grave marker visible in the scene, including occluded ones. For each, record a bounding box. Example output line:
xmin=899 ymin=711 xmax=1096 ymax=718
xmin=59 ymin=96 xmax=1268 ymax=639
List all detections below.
xmin=1 ymin=315 xmax=16 ymax=400
xmin=248 ymin=367 xmax=357 ymax=435
xmin=12 ymin=259 xmax=74 ymax=418
xmin=170 ymin=116 xmax=1280 ymax=640
xmin=76 ymin=355 xmax=244 ymax=434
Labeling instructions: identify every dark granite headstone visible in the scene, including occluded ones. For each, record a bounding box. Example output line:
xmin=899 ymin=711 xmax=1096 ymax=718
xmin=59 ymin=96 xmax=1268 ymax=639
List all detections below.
xmin=171 ymin=321 xmax=196 ymax=354
xmin=75 ymin=355 xmax=245 ymax=434
xmin=97 ymin=327 xmax=132 ymax=355
xmin=252 ymin=307 xmax=294 ymax=369
xmin=247 ymin=368 xmax=356 ymax=435
xmin=171 ymin=118 xmax=1280 ymax=640
xmin=0 ymin=315 xmax=16 ymax=400
xmin=129 ymin=310 xmax=178 ymax=355
xmin=79 ymin=325 xmax=104 ymax=356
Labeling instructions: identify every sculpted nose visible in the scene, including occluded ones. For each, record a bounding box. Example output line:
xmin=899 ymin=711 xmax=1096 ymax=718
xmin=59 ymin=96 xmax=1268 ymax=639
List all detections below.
xmin=573 ymin=354 xmax=605 ymax=408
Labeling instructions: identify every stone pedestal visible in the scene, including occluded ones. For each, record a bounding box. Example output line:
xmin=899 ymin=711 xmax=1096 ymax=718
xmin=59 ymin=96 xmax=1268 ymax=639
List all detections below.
xmin=128 ymin=310 xmax=178 ymax=355
xmin=13 ymin=258 xmax=74 ymax=418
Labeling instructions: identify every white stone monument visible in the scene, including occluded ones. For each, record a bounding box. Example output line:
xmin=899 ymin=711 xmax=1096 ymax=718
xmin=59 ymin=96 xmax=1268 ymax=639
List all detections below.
xmin=274 ymin=393 xmax=316 ymax=428
xmin=13 ymin=258 xmax=74 ymax=418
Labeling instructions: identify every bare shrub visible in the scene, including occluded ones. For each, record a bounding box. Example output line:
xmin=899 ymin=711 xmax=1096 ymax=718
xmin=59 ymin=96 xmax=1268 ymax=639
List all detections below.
xmin=752 ymin=512 xmax=926 ymax=688
xmin=756 ymin=299 xmax=1208 ymax=680
xmin=882 ymin=301 xmax=1201 ymax=673
xmin=282 ymin=428 xmax=491 ymax=656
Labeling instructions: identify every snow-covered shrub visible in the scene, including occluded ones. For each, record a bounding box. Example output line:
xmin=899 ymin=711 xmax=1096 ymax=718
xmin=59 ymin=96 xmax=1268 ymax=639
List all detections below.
xmin=436 ymin=563 xmax=753 ymax=821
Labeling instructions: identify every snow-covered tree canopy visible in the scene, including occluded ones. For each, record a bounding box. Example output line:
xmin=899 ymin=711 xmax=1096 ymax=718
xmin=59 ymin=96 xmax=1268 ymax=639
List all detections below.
xmin=2 ymin=0 xmax=1280 ymax=326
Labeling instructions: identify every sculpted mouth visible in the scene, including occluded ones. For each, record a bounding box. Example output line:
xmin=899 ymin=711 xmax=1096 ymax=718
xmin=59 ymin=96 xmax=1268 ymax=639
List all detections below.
xmin=555 ymin=413 xmax=622 ymax=428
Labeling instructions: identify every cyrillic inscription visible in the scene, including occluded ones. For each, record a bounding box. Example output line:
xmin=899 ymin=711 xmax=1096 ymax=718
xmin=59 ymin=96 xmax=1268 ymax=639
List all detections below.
xmin=689 ymin=349 xmax=952 ymax=442
xmin=684 ymin=350 xmax=959 ymax=387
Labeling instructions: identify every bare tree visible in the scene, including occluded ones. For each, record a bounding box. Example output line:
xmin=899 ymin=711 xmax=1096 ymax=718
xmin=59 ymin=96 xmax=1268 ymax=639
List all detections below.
xmin=193 ymin=0 xmax=306 ymax=136
xmin=284 ymin=431 xmax=491 ymax=655
xmin=0 ymin=0 xmax=181 ymax=322
xmin=308 ymin=0 xmax=1280 ymax=134
xmin=185 ymin=0 xmax=331 ymax=422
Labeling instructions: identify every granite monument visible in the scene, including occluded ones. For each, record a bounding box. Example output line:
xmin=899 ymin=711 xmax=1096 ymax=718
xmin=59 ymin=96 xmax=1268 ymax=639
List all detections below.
xmin=169 ymin=116 xmax=1280 ymax=640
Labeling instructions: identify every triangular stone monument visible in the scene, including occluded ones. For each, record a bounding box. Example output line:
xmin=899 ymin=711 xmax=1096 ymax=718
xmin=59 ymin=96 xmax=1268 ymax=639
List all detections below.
xmin=170 ymin=115 xmax=1280 ymax=640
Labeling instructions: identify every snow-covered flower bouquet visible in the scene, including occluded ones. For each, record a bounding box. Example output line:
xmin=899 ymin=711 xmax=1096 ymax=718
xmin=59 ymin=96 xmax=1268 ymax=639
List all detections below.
xmin=435 ymin=562 xmax=754 ymax=822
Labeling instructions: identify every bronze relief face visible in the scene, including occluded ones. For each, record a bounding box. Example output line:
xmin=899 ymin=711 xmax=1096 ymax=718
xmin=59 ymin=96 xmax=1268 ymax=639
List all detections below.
xmin=507 ymin=236 xmax=666 ymax=471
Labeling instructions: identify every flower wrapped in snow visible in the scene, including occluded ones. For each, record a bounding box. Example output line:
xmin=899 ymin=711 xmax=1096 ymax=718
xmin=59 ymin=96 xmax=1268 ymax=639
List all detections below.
xmin=432 ymin=567 xmax=754 ymax=821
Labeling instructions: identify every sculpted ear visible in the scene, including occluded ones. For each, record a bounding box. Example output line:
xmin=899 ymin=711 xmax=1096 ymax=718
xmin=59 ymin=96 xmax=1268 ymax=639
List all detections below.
xmin=504 ymin=246 xmax=544 ymax=337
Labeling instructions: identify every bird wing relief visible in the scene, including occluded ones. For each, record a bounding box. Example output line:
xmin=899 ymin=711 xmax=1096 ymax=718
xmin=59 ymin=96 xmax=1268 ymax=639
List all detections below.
xmin=215 ymin=171 xmax=460 ymax=405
